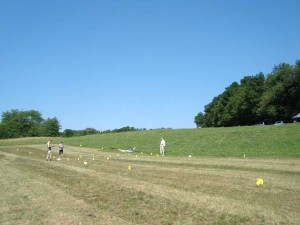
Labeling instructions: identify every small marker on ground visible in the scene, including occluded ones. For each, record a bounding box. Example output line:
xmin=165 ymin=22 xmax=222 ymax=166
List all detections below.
xmin=256 ymin=178 xmax=264 ymax=186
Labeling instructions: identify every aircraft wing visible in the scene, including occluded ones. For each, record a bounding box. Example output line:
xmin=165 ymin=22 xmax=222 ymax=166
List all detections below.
xmin=118 ymin=147 xmax=136 ymax=153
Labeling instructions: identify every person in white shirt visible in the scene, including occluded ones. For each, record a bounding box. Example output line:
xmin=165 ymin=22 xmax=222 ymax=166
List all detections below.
xmin=57 ymin=142 xmax=64 ymax=160
xmin=46 ymin=140 xmax=52 ymax=161
xmin=160 ymin=138 xmax=166 ymax=156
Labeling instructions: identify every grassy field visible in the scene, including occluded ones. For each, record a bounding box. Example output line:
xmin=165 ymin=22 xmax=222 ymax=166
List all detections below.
xmin=1 ymin=123 xmax=300 ymax=157
xmin=0 ymin=124 xmax=300 ymax=224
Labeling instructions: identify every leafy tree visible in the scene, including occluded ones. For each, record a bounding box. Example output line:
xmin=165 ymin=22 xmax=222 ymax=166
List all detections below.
xmin=39 ymin=117 xmax=61 ymax=137
xmin=62 ymin=127 xmax=100 ymax=137
xmin=63 ymin=129 xmax=76 ymax=137
xmin=233 ymin=73 xmax=265 ymax=125
xmin=84 ymin=128 xmax=99 ymax=135
xmin=258 ymin=62 xmax=299 ymax=122
xmin=201 ymin=96 xmax=221 ymax=127
xmin=0 ymin=123 xmax=8 ymax=139
xmin=195 ymin=60 xmax=300 ymax=127
xmin=1 ymin=109 xmax=43 ymax=138
xmin=197 ymin=82 xmax=241 ymax=127
xmin=217 ymin=82 xmax=240 ymax=126
xmin=115 ymin=126 xmax=137 ymax=132
xmin=194 ymin=112 xmax=204 ymax=128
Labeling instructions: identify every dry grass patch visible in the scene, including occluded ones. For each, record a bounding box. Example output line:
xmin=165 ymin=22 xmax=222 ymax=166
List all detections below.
xmin=1 ymin=145 xmax=300 ymax=225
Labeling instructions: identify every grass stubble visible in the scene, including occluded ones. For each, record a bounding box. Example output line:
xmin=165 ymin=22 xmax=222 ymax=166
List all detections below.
xmin=0 ymin=145 xmax=299 ymax=225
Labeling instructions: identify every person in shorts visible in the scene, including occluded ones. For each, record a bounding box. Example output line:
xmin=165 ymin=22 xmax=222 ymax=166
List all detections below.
xmin=58 ymin=141 xmax=64 ymax=160
xmin=46 ymin=139 xmax=52 ymax=161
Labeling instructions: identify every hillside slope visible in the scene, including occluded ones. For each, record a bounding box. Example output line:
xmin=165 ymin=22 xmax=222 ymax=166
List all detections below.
xmin=1 ymin=123 xmax=300 ymax=157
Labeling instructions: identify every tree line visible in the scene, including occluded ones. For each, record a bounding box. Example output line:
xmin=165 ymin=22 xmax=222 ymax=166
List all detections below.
xmin=0 ymin=109 xmax=146 ymax=139
xmin=62 ymin=126 xmax=145 ymax=137
xmin=194 ymin=60 xmax=300 ymax=127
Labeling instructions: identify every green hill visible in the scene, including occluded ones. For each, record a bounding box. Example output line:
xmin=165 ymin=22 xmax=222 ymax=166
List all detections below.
xmin=1 ymin=123 xmax=300 ymax=157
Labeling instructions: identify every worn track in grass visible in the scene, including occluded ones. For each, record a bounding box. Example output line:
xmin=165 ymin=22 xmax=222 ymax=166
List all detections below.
xmin=1 ymin=145 xmax=300 ymax=225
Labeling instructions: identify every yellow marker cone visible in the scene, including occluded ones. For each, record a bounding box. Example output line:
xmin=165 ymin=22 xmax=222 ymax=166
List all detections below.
xmin=243 ymin=154 xmax=246 ymax=158
xmin=151 ymin=152 xmax=153 ymax=155
xmin=84 ymin=161 xmax=87 ymax=165
xmin=256 ymin=178 xmax=264 ymax=186
xmin=107 ymin=157 xmax=109 ymax=160
xmin=128 ymin=165 xmax=131 ymax=170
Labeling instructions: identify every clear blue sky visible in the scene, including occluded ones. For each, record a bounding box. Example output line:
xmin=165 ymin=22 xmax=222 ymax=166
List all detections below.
xmin=1 ymin=0 xmax=299 ymax=131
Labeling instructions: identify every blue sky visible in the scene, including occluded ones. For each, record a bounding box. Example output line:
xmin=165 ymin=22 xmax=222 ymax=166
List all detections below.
xmin=1 ymin=0 xmax=299 ymax=131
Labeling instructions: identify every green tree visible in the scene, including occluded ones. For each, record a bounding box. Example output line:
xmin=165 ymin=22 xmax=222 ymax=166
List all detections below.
xmin=63 ymin=129 xmax=76 ymax=137
xmin=39 ymin=117 xmax=61 ymax=137
xmin=217 ymin=82 xmax=240 ymax=126
xmin=0 ymin=123 xmax=8 ymax=139
xmin=84 ymin=128 xmax=99 ymax=135
xmin=1 ymin=109 xmax=43 ymax=138
xmin=195 ymin=60 xmax=300 ymax=127
xmin=258 ymin=62 xmax=299 ymax=122
xmin=233 ymin=73 xmax=265 ymax=125
xmin=194 ymin=112 xmax=204 ymax=128
xmin=199 ymin=82 xmax=240 ymax=127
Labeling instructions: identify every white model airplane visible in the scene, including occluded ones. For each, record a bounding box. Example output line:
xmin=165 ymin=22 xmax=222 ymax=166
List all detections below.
xmin=118 ymin=147 xmax=136 ymax=153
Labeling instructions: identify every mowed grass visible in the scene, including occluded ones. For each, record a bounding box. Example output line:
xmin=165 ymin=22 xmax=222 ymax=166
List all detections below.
xmin=0 ymin=124 xmax=299 ymax=224
xmin=0 ymin=144 xmax=300 ymax=225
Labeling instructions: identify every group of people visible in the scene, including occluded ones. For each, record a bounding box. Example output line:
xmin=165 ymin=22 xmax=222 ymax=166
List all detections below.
xmin=46 ymin=140 xmax=64 ymax=161
xmin=46 ymin=137 xmax=166 ymax=161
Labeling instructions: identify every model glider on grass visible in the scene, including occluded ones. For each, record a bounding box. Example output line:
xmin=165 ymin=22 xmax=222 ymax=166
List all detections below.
xmin=118 ymin=147 xmax=136 ymax=153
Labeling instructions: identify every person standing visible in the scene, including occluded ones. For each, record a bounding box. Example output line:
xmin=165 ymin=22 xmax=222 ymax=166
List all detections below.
xmin=58 ymin=141 xmax=64 ymax=160
xmin=46 ymin=139 xmax=52 ymax=161
xmin=160 ymin=138 xmax=166 ymax=156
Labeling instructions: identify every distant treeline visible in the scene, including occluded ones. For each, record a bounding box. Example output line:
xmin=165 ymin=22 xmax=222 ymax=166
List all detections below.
xmin=62 ymin=126 xmax=147 ymax=137
xmin=194 ymin=60 xmax=300 ymax=127
xmin=0 ymin=110 xmax=150 ymax=139
xmin=0 ymin=108 xmax=170 ymax=139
